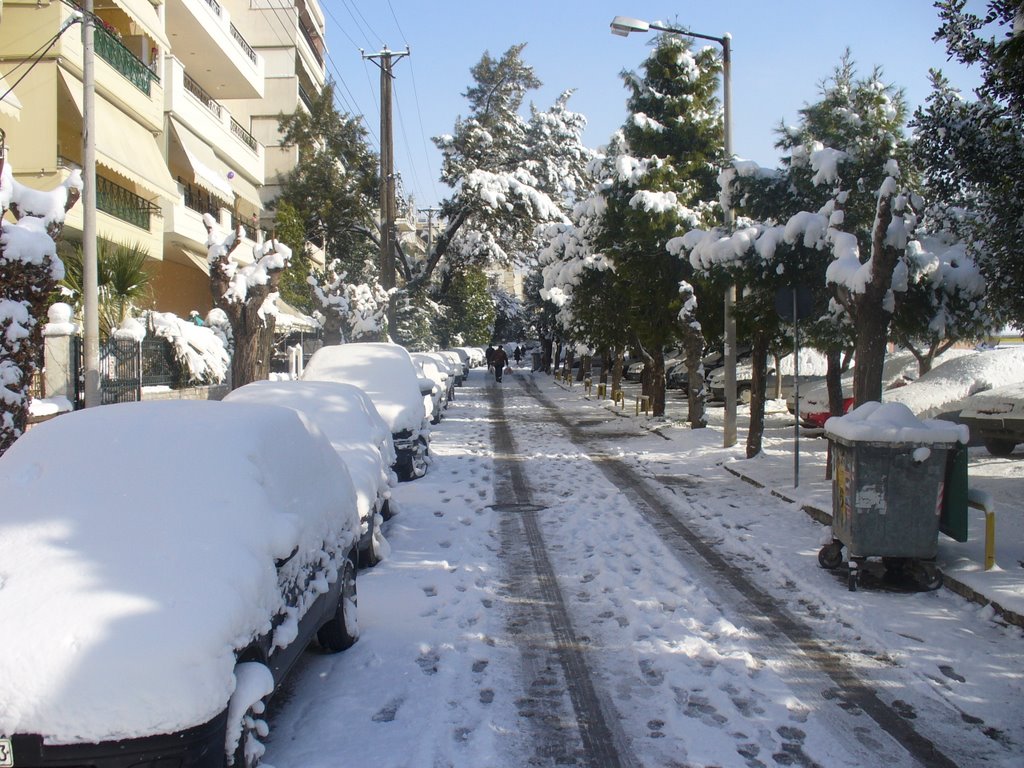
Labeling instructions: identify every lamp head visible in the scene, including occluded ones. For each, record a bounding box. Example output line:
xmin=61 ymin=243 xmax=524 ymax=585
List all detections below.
xmin=610 ymin=16 xmax=651 ymax=36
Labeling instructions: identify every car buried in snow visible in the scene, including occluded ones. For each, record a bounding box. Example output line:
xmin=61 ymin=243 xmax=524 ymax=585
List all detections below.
xmin=224 ymin=379 xmax=398 ymax=568
xmin=0 ymin=400 xmax=361 ymax=768
xmin=302 ymin=342 xmax=433 ymax=481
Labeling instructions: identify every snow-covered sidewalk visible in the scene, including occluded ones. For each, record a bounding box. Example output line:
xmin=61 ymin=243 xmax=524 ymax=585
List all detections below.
xmin=566 ymin=377 xmax=1024 ymax=626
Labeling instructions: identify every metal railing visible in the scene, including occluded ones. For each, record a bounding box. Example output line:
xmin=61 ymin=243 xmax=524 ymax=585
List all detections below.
xmin=96 ymin=176 xmax=160 ymax=230
xmin=183 ymin=72 xmax=222 ymax=118
xmin=230 ymin=23 xmax=258 ymax=65
xmin=298 ymin=85 xmax=314 ymax=112
xmin=230 ymin=117 xmax=258 ymax=151
xmin=203 ymin=0 xmax=223 ymax=17
xmin=94 ymin=23 xmax=158 ymax=95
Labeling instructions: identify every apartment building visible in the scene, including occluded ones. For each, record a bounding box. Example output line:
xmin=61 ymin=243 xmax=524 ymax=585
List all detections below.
xmin=0 ymin=0 xmax=326 ymax=318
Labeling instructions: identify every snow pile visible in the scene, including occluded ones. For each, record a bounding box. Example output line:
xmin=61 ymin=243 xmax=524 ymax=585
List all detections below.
xmin=301 ymin=343 xmax=430 ymax=436
xmin=0 ymin=400 xmax=359 ymax=743
xmin=825 ymin=400 xmax=968 ymax=444
xmin=122 ymin=311 xmax=230 ymax=385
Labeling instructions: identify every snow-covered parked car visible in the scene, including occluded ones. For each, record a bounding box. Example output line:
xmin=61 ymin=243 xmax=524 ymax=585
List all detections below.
xmin=438 ymin=350 xmax=466 ymax=385
xmin=424 ymin=351 xmax=458 ymax=400
xmin=955 ymin=382 xmax=1024 ymax=456
xmin=0 ymin=400 xmax=360 ymax=768
xmin=303 ymin=342 xmax=433 ymax=481
xmin=411 ymin=352 xmax=451 ymax=424
xmin=225 ymin=379 xmax=397 ymax=567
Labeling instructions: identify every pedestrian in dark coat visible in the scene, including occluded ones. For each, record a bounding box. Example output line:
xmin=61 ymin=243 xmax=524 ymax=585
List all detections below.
xmin=485 ymin=345 xmax=496 ymax=373
xmin=513 ymin=345 xmax=523 ymax=366
xmin=493 ymin=346 xmax=509 ymax=382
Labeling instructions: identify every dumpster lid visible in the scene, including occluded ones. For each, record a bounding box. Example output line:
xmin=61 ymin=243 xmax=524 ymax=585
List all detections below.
xmin=825 ymin=401 xmax=968 ymax=445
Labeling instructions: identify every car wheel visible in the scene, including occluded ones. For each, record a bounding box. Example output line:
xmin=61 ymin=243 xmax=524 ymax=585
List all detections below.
xmin=817 ymin=541 xmax=843 ymax=570
xmin=226 ymin=662 xmax=274 ymax=768
xmin=359 ymin=515 xmax=383 ymax=568
xmin=984 ymin=437 xmax=1017 ymax=457
xmin=317 ymin=556 xmax=358 ymax=652
xmin=411 ymin=436 xmax=429 ymax=479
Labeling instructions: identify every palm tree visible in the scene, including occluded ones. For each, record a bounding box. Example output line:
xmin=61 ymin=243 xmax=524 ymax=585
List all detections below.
xmin=59 ymin=239 xmax=153 ymax=339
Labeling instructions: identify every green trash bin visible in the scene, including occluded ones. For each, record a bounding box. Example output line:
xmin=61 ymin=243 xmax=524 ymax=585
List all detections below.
xmin=819 ymin=402 xmax=968 ymax=591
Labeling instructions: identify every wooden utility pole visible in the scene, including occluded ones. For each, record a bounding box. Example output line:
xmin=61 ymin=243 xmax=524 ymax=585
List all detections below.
xmin=362 ymin=46 xmax=409 ymax=294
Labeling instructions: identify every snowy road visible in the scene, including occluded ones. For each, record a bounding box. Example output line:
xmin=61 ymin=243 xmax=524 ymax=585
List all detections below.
xmin=263 ymin=369 xmax=1022 ymax=768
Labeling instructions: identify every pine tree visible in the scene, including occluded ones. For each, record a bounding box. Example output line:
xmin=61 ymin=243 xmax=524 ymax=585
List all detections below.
xmin=592 ymin=34 xmax=724 ymax=417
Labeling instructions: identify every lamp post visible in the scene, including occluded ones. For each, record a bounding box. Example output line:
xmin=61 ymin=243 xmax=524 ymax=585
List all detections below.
xmin=610 ymin=16 xmax=737 ymax=448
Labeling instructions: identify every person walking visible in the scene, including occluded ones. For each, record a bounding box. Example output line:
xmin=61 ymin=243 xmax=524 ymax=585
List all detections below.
xmin=485 ymin=345 xmax=496 ymax=374
xmin=493 ymin=345 xmax=509 ymax=383
xmin=513 ymin=345 xmax=523 ymax=366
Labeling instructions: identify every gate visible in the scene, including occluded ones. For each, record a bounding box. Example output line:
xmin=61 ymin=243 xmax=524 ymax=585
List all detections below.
xmin=100 ymin=337 xmax=142 ymax=404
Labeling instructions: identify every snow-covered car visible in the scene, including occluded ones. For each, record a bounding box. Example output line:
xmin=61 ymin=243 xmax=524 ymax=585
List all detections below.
xmin=303 ymin=342 xmax=433 ymax=481
xmin=437 ymin=350 xmax=466 ymax=385
xmin=0 ymin=400 xmax=360 ymax=768
xmin=412 ymin=352 xmax=451 ymax=423
xmin=955 ymin=382 xmax=1024 ymax=456
xmin=456 ymin=346 xmax=485 ymax=368
xmin=225 ymin=379 xmax=397 ymax=567
xmin=884 ymin=346 xmax=1024 ymax=420
xmin=423 ymin=351 xmax=458 ymax=400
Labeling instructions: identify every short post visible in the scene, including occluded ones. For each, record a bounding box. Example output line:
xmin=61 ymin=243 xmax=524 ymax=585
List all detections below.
xmin=598 ymin=383 xmax=607 ymax=399
xmin=584 ymin=377 xmax=592 ymax=396
xmin=985 ymin=510 xmax=996 ymax=571
xmin=42 ymin=303 xmax=81 ymax=405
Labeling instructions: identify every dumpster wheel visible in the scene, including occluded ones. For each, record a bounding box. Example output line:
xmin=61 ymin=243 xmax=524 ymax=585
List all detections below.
xmin=817 ymin=541 xmax=844 ymax=570
xmin=910 ymin=560 xmax=943 ymax=592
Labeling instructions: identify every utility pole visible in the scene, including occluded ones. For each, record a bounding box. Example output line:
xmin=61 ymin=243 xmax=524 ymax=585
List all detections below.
xmin=362 ymin=46 xmax=409 ymax=295
xmin=82 ymin=0 xmax=100 ymax=406
xmin=418 ymin=206 xmax=440 ymax=261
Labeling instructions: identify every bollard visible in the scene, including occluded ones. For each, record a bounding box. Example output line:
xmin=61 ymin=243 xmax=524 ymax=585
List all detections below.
xmin=584 ymin=378 xmax=592 ymax=396
xmin=597 ymin=383 xmax=607 ymax=399
xmin=636 ymin=395 xmax=650 ymax=415
xmin=613 ymin=390 xmax=625 ymax=409
xmin=985 ymin=510 xmax=996 ymax=571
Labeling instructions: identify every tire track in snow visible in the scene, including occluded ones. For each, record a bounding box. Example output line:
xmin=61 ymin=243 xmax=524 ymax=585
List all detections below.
xmin=487 ymin=379 xmax=637 ymax=768
xmin=517 ymin=376 xmax=961 ymax=768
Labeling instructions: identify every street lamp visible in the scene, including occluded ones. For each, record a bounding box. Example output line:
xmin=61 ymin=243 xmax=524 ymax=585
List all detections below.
xmin=610 ymin=16 xmax=738 ymax=448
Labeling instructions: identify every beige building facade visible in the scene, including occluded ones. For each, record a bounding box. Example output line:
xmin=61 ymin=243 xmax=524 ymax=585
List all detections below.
xmin=0 ymin=0 xmax=326 ymax=318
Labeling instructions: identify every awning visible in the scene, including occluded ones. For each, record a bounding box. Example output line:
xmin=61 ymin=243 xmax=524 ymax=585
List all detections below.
xmin=115 ymin=0 xmax=172 ymax=50
xmin=169 ymin=119 xmax=234 ymax=201
xmin=275 ymin=298 xmax=319 ymax=332
xmin=0 ymin=74 xmax=22 ymax=119
xmin=59 ymin=69 xmax=180 ymax=200
xmin=229 ymin=170 xmax=262 ymax=210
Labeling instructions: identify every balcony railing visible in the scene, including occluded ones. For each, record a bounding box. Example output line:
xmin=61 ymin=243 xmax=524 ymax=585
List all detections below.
xmin=230 ymin=23 xmax=258 ymax=65
xmin=299 ymin=21 xmax=324 ymax=68
xmin=230 ymin=118 xmax=257 ymax=151
xmin=180 ymin=180 xmax=223 ymax=216
xmin=298 ymin=85 xmax=314 ymax=112
xmin=94 ymin=23 xmax=158 ymax=95
xmin=203 ymin=0 xmax=223 ymax=18
xmin=97 ymin=176 xmax=160 ymax=229
xmin=183 ymin=72 xmax=223 ymax=119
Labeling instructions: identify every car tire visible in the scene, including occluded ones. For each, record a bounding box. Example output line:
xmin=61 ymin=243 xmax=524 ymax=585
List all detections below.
xmin=984 ymin=437 xmax=1017 ymax=457
xmin=317 ymin=556 xmax=358 ymax=652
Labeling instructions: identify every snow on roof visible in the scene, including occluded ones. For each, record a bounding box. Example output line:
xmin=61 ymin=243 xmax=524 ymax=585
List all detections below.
xmin=224 ymin=380 xmax=396 ymax=521
xmin=0 ymin=400 xmax=358 ymax=743
xmin=825 ymin=401 xmax=968 ymax=444
xmin=301 ymin=343 xmax=428 ymax=434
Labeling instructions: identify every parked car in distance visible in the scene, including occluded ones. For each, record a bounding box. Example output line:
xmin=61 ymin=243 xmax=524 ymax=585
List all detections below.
xmin=0 ymin=400 xmax=360 ymax=768
xmin=225 ymin=379 xmax=397 ymax=567
xmin=423 ymin=352 xmax=458 ymax=401
xmin=955 ymin=382 xmax=1024 ymax=456
xmin=436 ymin=350 xmax=465 ymax=386
xmin=412 ymin=352 xmax=451 ymax=423
xmin=302 ymin=342 xmax=433 ymax=481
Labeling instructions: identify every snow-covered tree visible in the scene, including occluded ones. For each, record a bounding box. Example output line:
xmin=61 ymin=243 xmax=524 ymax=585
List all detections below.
xmin=0 ymin=151 xmax=81 ymax=455
xmin=206 ymin=214 xmax=292 ymax=389
xmin=309 ymin=258 xmax=393 ymax=344
xmin=434 ymin=266 xmax=495 ymax=348
xmin=421 ymin=46 xmax=590 ymax=293
xmin=588 ymin=34 xmax=724 ymax=417
xmin=912 ymin=1 xmax=1024 ymax=330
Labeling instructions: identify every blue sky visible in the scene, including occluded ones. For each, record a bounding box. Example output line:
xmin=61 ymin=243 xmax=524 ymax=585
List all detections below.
xmin=321 ymin=1 xmax=989 ymax=210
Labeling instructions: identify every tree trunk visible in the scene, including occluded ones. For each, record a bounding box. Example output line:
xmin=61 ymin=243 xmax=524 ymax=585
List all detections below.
xmin=824 ymin=348 xmax=845 ymax=480
xmin=599 ymin=349 xmax=610 ymax=385
xmin=772 ymin=352 xmax=784 ymax=401
xmin=745 ymin=333 xmax=771 ymax=458
xmin=852 ymin=189 xmax=901 ymax=405
xmin=683 ymin=336 xmax=707 ymax=430
xmin=651 ymin=349 xmax=667 ymax=417
xmin=541 ymin=336 xmax=553 ymax=373
xmin=611 ymin=346 xmax=624 ymax=395
xmin=576 ymin=355 xmax=590 ymax=382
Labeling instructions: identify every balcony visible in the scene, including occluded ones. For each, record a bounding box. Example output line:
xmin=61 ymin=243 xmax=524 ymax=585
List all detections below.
xmin=164 ymin=0 xmax=263 ymax=100
xmin=97 ymin=175 xmax=161 ymax=230
xmin=94 ymin=23 xmax=158 ymax=96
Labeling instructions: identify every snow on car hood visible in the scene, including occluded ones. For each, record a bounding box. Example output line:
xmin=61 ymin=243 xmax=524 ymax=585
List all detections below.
xmin=225 ymin=380 xmax=396 ymax=520
xmin=301 ymin=343 xmax=429 ymax=434
xmin=0 ymin=400 xmax=358 ymax=743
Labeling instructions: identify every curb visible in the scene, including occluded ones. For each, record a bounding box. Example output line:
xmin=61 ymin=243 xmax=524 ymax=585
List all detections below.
xmin=723 ymin=465 xmax=1024 ymax=629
